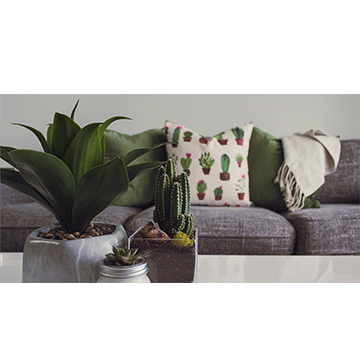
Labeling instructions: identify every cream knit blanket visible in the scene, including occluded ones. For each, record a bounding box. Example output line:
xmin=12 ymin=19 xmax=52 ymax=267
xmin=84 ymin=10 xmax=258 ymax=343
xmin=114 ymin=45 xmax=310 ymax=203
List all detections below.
xmin=274 ymin=129 xmax=341 ymax=212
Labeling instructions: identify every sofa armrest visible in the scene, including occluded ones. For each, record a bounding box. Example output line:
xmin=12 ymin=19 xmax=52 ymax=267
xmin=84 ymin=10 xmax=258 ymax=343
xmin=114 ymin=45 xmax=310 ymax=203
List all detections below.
xmin=0 ymin=183 xmax=35 ymax=206
xmin=313 ymin=139 xmax=360 ymax=204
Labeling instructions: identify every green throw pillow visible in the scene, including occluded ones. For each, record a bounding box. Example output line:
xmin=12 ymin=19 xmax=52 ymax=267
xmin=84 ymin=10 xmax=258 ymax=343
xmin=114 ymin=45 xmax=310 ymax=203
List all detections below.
xmin=248 ymin=127 xmax=320 ymax=212
xmin=105 ymin=128 xmax=167 ymax=208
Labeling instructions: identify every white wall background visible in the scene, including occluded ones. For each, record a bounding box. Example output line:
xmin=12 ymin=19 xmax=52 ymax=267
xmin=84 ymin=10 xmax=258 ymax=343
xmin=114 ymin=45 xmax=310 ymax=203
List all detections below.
xmin=1 ymin=94 xmax=359 ymax=167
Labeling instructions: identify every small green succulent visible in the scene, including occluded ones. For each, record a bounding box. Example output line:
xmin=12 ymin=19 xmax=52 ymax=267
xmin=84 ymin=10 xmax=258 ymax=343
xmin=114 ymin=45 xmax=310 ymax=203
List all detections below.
xmin=105 ymin=246 xmax=143 ymax=266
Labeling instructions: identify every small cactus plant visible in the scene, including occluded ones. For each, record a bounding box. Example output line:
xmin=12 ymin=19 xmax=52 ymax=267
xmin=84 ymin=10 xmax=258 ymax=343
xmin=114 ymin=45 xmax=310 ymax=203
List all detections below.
xmin=153 ymin=159 xmax=194 ymax=238
xmin=105 ymin=246 xmax=143 ymax=266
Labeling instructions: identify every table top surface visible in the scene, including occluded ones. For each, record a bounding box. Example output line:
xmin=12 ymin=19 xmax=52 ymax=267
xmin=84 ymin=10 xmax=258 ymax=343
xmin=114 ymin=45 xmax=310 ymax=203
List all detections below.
xmin=1 ymin=252 xmax=359 ymax=283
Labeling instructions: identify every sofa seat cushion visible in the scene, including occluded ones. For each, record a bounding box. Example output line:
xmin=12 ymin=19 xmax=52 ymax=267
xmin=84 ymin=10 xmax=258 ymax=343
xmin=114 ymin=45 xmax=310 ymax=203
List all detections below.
xmin=125 ymin=206 xmax=296 ymax=255
xmin=1 ymin=203 xmax=142 ymax=252
xmin=284 ymin=204 xmax=360 ymax=255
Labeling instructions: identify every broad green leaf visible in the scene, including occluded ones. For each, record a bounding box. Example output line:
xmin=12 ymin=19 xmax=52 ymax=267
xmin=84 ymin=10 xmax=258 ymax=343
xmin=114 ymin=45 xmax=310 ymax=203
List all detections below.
xmin=1 ymin=146 xmax=17 ymax=168
xmin=99 ymin=116 xmax=132 ymax=138
xmin=72 ymin=157 xmax=129 ymax=233
xmin=12 ymin=123 xmax=52 ymax=154
xmin=122 ymin=142 xmax=169 ymax=166
xmin=70 ymin=100 xmax=80 ymax=120
xmin=0 ymin=168 xmax=58 ymax=218
xmin=9 ymin=150 xmax=76 ymax=232
xmin=51 ymin=112 xmax=81 ymax=159
xmin=126 ymin=161 xmax=166 ymax=182
xmin=63 ymin=117 xmax=132 ymax=185
xmin=62 ymin=123 xmax=103 ymax=185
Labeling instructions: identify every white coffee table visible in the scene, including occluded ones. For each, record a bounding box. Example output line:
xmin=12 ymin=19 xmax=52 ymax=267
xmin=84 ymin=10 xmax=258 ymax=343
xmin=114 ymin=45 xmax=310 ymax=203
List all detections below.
xmin=1 ymin=252 xmax=359 ymax=283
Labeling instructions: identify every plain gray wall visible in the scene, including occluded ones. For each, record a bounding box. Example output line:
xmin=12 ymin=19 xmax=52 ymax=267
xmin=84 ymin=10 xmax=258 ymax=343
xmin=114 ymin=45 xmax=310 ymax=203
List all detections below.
xmin=1 ymin=94 xmax=359 ymax=166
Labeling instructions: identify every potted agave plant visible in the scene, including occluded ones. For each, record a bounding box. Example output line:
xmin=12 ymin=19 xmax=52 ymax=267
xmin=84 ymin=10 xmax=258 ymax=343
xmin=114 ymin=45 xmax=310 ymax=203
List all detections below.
xmin=0 ymin=101 xmax=166 ymax=283
xmin=129 ymin=159 xmax=198 ymax=283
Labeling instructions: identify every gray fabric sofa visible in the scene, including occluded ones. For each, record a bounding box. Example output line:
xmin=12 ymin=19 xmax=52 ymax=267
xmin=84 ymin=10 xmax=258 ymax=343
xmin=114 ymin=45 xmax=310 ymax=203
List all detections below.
xmin=1 ymin=139 xmax=359 ymax=255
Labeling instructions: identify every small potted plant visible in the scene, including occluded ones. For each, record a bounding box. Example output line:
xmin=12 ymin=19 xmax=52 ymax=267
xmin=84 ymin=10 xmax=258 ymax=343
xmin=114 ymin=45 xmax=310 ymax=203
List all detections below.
xmin=197 ymin=179 xmax=207 ymax=200
xmin=236 ymin=175 xmax=246 ymax=200
xmin=199 ymin=152 xmax=215 ymax=174
xmin=214 ymin=131 xmax=228 ymax=145
xmin=235 ymin=153 xmax=244 ymax=167
xmin=129 ymin=159 xmax=197 ymax=283
xmin=232 ymin=127 xmax=245 ymax=145
xmin=183 ymin=131 xmax=193 ymax=142
xmin=214 ymin=186 xmax=223 ymax=201
xmin=0 ymin=101 xmax=166 ymax=283
xmin=97 ymin=246 xmax=150 ymax=283
xmin=220 ymin=154 xmax=231 ymax=181
xmin=180 ymin=153 xmax=192 ymax=176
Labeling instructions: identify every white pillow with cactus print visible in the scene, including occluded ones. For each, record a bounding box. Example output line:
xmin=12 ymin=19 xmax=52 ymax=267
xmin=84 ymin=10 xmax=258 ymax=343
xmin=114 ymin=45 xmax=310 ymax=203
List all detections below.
xmin=165 ymin=120 xmax=253 ymax=206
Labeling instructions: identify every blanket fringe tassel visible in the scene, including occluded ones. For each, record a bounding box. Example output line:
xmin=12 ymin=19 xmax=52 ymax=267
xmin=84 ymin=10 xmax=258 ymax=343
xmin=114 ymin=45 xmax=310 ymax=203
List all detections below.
xmin=274 ymin=162 xmax=305 ymax=212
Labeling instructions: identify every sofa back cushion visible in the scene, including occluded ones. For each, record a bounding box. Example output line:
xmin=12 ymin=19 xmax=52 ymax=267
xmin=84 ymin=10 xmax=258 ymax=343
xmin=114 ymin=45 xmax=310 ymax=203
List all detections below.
xmin=0 ymin=183 xmax=35 ymax=206
xmin=313 ymin=139 xmax=360 ymax=204
xmin=104 ymin=128 xmax=168 ymax=208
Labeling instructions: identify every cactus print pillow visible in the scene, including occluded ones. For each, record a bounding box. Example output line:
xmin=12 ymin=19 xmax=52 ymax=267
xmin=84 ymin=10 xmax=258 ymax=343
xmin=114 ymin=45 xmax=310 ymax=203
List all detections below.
xmin=165 ymin=120 xmax=253 ymax=206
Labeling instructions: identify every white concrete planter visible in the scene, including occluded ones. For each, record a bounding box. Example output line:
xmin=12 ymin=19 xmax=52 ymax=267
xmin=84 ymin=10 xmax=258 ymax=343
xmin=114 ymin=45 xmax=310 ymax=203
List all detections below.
xmin=22 ymin=223 xmax=127 ymax=283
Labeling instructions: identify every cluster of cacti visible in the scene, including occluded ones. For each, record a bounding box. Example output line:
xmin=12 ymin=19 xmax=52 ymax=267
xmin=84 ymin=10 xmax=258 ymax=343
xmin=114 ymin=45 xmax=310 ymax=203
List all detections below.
xmin=105 ymin=246 xmax=143 ymax=266
xmin=153 ymin=159 xmax=194 ymax=238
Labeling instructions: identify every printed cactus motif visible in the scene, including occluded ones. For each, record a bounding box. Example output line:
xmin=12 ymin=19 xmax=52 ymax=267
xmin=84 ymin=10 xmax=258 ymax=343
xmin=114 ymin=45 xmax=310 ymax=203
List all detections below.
xmin=220 ymin=154 xmax=230 ymax=181
xmin=172 ymin=126 xmax=182 ymax=147
xmin=236 ymin=175 xmax=246 ymax=200
xmin=232 ymin=127 xmax=244 ymax=145
xmin=153 ymin=159 xmax=194 ymax=238
xmin=197 ymin=180 xmax=207 ymax=200
xmin=197 ymin=180 xmax=207 ymax=194
xmin=235 ymin=153 xmax=244 ymax=167
xmin=183 ymin=131 xmax=193 ymax=142
xmin=214 ymin=186 xmax=223 ymax=200
xmin=180 ymin=153 xmax=192 ymax=176
xmin=221 ymin=154 xmax=230 ymax=173
xmin=214 ymin=131 xmax=228 ymax=145
xmin=199 ymin=152 xmax=215 ymax=174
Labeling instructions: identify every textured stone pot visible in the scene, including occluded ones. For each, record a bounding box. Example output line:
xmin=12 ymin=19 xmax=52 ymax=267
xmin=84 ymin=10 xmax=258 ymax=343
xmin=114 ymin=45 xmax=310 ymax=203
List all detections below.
xmin=22 ymin=223 xmax=127 ymax=283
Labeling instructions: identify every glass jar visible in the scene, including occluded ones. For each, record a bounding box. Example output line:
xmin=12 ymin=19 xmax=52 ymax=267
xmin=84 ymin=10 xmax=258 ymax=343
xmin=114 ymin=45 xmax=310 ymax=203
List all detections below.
xmin=97 ymin=258 xmax=150 ymax=283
